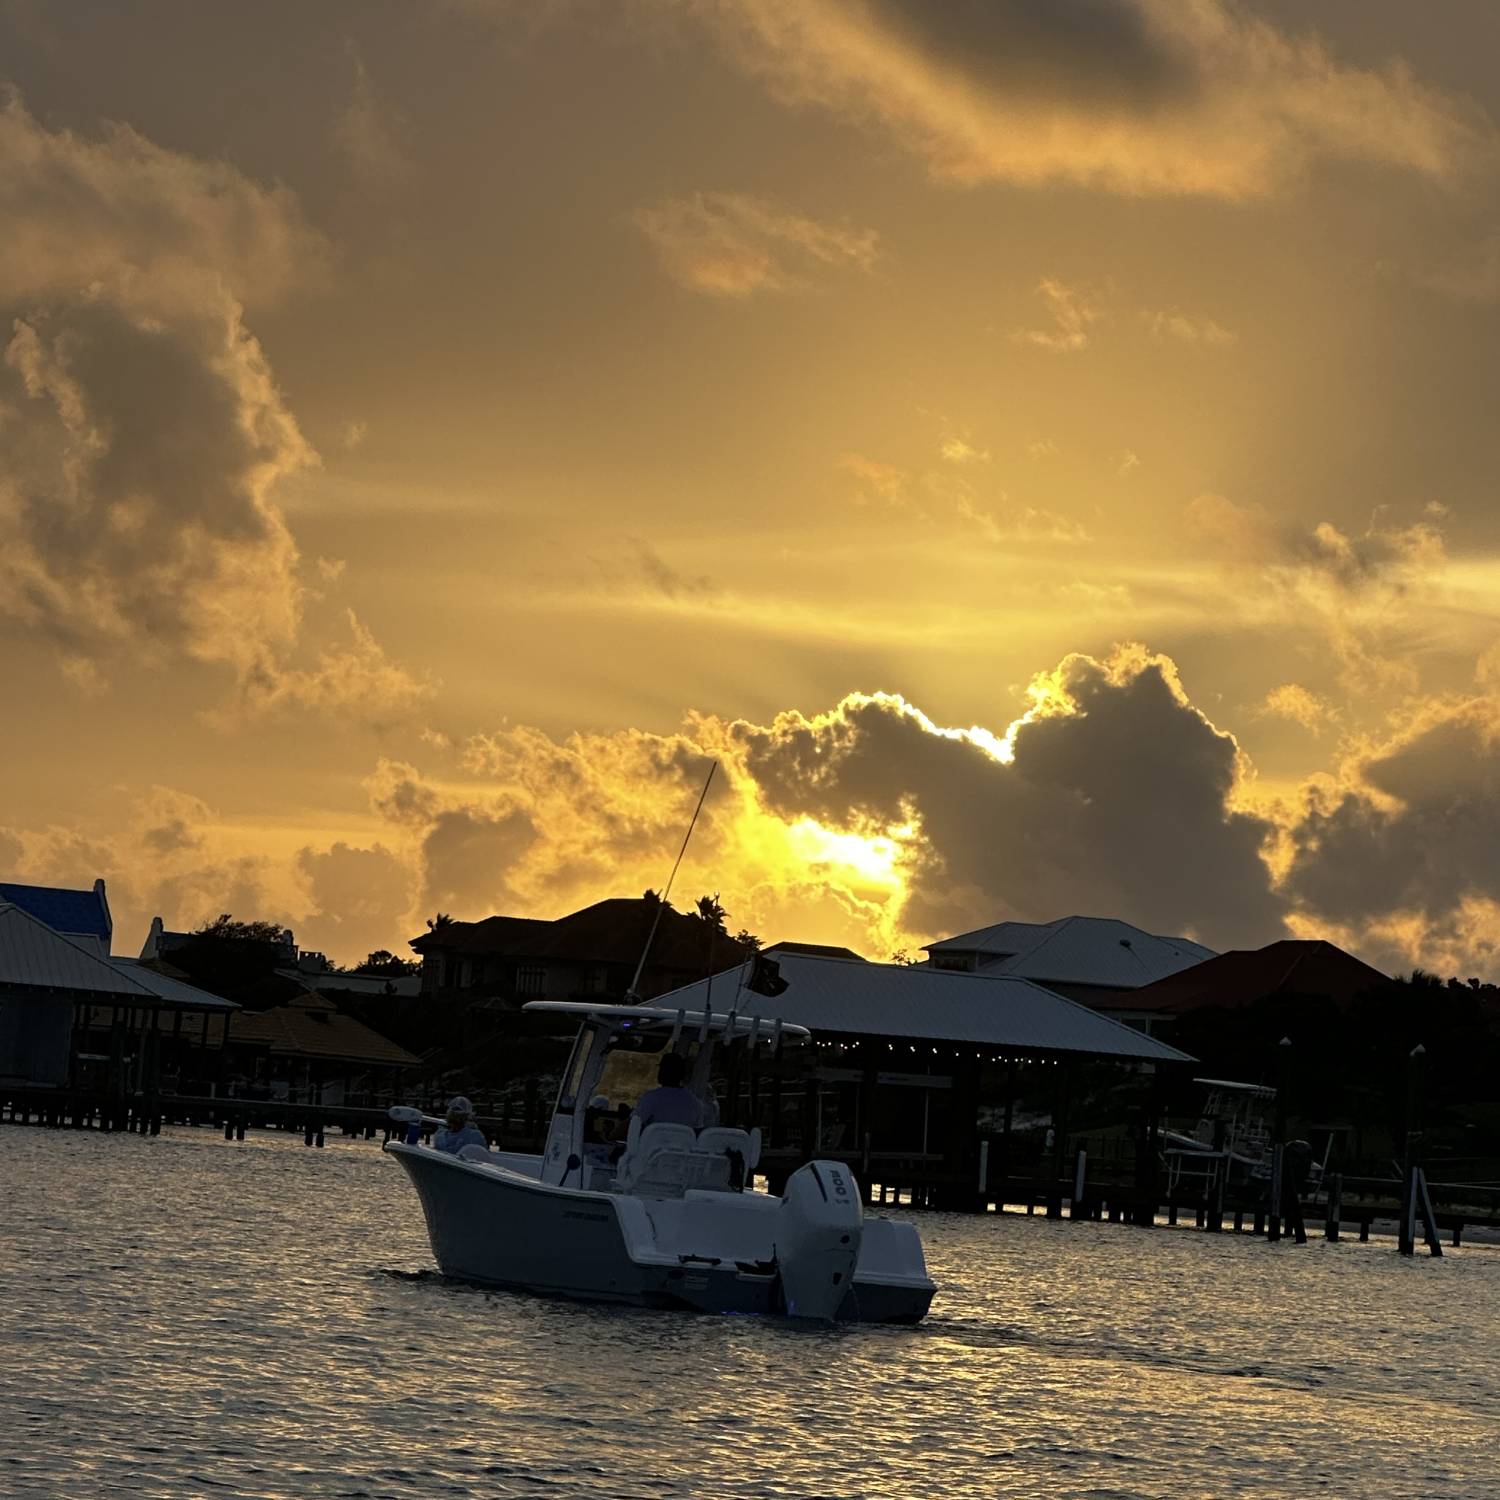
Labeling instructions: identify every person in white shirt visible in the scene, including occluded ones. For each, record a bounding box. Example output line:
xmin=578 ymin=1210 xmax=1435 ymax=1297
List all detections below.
xmin=433 ymin=1095 xmax=487 ymax=1154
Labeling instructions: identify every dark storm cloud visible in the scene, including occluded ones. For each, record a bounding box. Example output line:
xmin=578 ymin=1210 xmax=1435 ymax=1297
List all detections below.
xmin=733 ymin=648 xmax=1285 ymax=948
xmin=679 ymin=0 xmax=1494 ymax=197
xmin=863 ymin=0 xmax=1193 ymax=107
xmin=1283 ymin=701 xmax=1500 ymax=928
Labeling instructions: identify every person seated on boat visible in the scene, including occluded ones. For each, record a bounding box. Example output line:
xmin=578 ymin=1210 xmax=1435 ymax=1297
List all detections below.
xmin=433 ymin=1096 xmax=487 ymax=1155
xmin=632 ymin=1052 xmax=710 ymax=1131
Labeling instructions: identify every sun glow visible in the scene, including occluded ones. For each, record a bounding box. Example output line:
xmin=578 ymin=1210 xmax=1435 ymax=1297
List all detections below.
xmin=782 ymin=816 xmax=909 ymax=891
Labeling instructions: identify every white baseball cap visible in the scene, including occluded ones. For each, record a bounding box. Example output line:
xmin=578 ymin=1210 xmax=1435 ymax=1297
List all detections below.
xmin=447 ymin=1095 xmax=474 ymax=1116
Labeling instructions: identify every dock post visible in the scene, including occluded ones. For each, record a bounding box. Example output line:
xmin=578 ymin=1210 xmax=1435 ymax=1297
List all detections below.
xmin=224 ymin=1117 xmax=233 ymax=1141
xmin=1207 ymin=1121 xmax=1226 ymax=1232
xmin=1416 ymin=1169 xmax=1442 ymax=1257
xmin=976 ymin=1139 xmax=989 ymax=1211
xmin=1324 ymin=1173 xmax=1342 ymax=1243
xmin=1267 ymin=1143 xmax=1284 ymax=1243
xmin=1070 ymin=1149 xmax=1087 ymax=1219
xmin=1399 ymin=1164 xmax=1417 ymax=1256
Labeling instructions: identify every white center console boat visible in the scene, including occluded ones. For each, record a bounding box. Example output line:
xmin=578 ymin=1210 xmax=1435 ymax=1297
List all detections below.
xmin=385 ymin=1000 xmax=936 ymax=1322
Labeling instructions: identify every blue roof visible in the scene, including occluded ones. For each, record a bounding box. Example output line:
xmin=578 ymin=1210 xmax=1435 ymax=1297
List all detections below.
xmin=0 ymin=882 xmax=111 ymax=942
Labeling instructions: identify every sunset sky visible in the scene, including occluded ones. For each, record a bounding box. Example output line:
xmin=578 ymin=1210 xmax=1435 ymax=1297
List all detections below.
xmin=4 ymin=1 xmax=1500 ymax=975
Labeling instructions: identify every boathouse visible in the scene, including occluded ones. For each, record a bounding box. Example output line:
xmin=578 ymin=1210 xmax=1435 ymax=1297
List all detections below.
xmin=0 ymin=900 xmax=237 ymax=1098
xmin=652 ymin=952 xmax=1193 ymax=1208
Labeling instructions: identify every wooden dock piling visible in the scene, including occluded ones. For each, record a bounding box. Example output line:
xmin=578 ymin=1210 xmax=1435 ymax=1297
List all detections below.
xmin=1324 ymin=1173 xmax=1342 ymax=1242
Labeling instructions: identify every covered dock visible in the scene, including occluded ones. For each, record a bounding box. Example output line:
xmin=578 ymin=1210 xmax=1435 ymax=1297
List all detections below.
xmin=653 ymin=952 xmax=1194 ymax=1210
xmin=0 ymin=901 xmax=237 ymax=1131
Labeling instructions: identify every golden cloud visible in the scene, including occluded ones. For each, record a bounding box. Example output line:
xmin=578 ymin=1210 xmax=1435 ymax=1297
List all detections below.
xmin=678 ymin=0 xmax=1495 ymax=199
xmin=0 ymin=94 xmax=425 ymax=725
xmin=634 ymin=190 xmax=880 ymax=296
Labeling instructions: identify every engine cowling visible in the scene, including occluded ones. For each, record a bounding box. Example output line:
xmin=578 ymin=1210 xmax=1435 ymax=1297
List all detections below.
xmin=777 ymin=1160 xmax=863 ymax=1321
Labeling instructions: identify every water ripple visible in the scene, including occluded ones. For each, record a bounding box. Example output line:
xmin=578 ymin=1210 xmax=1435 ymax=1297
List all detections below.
xmin=1 ymin=1126 xmax=1496 ymax=1498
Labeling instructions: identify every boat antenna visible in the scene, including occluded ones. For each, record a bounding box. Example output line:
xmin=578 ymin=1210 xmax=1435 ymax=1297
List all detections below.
xmin=625 ymin=759 xmax=716 ymax=1002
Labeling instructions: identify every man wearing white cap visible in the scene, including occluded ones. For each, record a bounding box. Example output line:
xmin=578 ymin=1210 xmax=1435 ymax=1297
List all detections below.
xmin=433 ymin=1096 xmax=487 ymax=1155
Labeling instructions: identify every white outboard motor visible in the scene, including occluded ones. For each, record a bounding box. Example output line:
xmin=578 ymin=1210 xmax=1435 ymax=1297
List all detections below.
xmin=777 ymin=1161 xmax=863 ymax=1321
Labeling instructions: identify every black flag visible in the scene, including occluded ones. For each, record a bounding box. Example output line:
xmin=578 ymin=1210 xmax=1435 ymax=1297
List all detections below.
xmin=746 ymin=952 xmax=788 ymax=997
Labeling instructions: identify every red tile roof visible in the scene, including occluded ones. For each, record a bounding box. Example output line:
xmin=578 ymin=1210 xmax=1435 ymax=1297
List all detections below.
xmin=1106 ymin=940 xmax=1391 ymax=1014
xmin=228 ymin=992 xmax=419 ymax=1068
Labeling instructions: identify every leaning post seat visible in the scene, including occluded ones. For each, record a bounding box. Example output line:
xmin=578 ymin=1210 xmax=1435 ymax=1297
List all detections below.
xmin=616 ymin=1120 xmax=763 ymax=1197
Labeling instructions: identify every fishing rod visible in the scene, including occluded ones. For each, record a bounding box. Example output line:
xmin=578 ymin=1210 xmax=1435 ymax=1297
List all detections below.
xmin=624 ymin=759 xmax=717 ymax=1002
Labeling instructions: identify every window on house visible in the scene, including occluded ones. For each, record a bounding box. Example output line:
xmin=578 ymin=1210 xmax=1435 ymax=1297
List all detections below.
xmin=516 ymin=965 xmax=546 ymax=996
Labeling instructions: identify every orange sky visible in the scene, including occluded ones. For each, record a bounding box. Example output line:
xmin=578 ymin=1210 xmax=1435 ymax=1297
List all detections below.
xmin=3 ymin=1 xmax=1500 ymax=976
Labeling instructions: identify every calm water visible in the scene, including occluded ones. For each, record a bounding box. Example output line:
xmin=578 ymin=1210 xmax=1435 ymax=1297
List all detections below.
xmin=2 ymin=1127 xmax=1496 ymax=1499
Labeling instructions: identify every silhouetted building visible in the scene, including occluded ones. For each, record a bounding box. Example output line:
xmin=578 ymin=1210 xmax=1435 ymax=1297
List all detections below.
xmin=140 ymin=914 xmax=298 ymax=965
xmin=655 ymin=952 xmax=1192 ymax=1202
xmin=924 ymin=915 xmax=1216 ymax=1034
xmin=0 ymin=899 xmax=236 ymax=1092
xmin=227 ymin=991 xmax=420 ymax=1105
xmin=410 ymin=897 xmax=751 ymax=1007
xmin=1109 ymin=939 xmax=1391 ymax=1029
xmin=765 ymin=941 xmax=868 ymax=962
xmin=0 ymin=878 xmax=112 ymax=957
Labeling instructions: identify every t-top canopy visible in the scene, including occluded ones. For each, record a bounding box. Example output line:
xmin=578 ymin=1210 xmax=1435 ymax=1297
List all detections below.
xmin=521 ymin=999 xmax=810 ymax=1043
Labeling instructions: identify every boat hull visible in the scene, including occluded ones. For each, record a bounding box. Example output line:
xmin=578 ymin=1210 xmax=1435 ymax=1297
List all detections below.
xmin=387 ymin=1142 xmax=934 ymax=1323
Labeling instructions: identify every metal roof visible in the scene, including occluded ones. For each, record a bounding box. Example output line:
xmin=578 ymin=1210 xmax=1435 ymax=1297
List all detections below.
xmin=523 ymin=999 xmax=811 ymax=1041
xmin=274 ymin=966 xmax=422 ymax=999
xmin=0 ymin=902 xmax=149 ymax=999
xmin=925 ymin=915 xmax=1215 ymax=990
xmin=651 ymin=953 xmax=1192 ymax=1063
xmin=0 ymin=904 xmax=236 ymax=1011
xmin=110 ymin=958 xmax=239 ymax=1012
xmin=0 ymin=881 xmax=111 ymax=941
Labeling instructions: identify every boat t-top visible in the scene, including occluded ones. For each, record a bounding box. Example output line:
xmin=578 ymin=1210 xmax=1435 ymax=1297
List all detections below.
xmin=385 ymin=999 xmax=936 ymax=1322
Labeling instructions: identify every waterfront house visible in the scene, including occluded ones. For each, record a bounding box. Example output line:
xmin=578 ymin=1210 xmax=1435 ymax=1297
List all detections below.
xmin=924 ymin=915 xmax=1217 ymax=1035
xmin=410 ymin=896 xmax=751 ymax=1006
xmin=1111 ymin=939 xmax=1392 ymax=1024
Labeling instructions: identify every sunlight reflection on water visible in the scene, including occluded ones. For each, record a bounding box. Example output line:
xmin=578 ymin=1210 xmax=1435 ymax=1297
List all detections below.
xmin=2 ymin=1126 xmax=1496 ymax=1498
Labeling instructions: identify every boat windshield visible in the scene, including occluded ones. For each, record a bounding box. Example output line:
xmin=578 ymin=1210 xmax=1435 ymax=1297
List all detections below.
xmin=555 ymin=1025 xmax=596 ymax=1114
xmin=592 ymin=1035 xmax=705 ymax=1118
